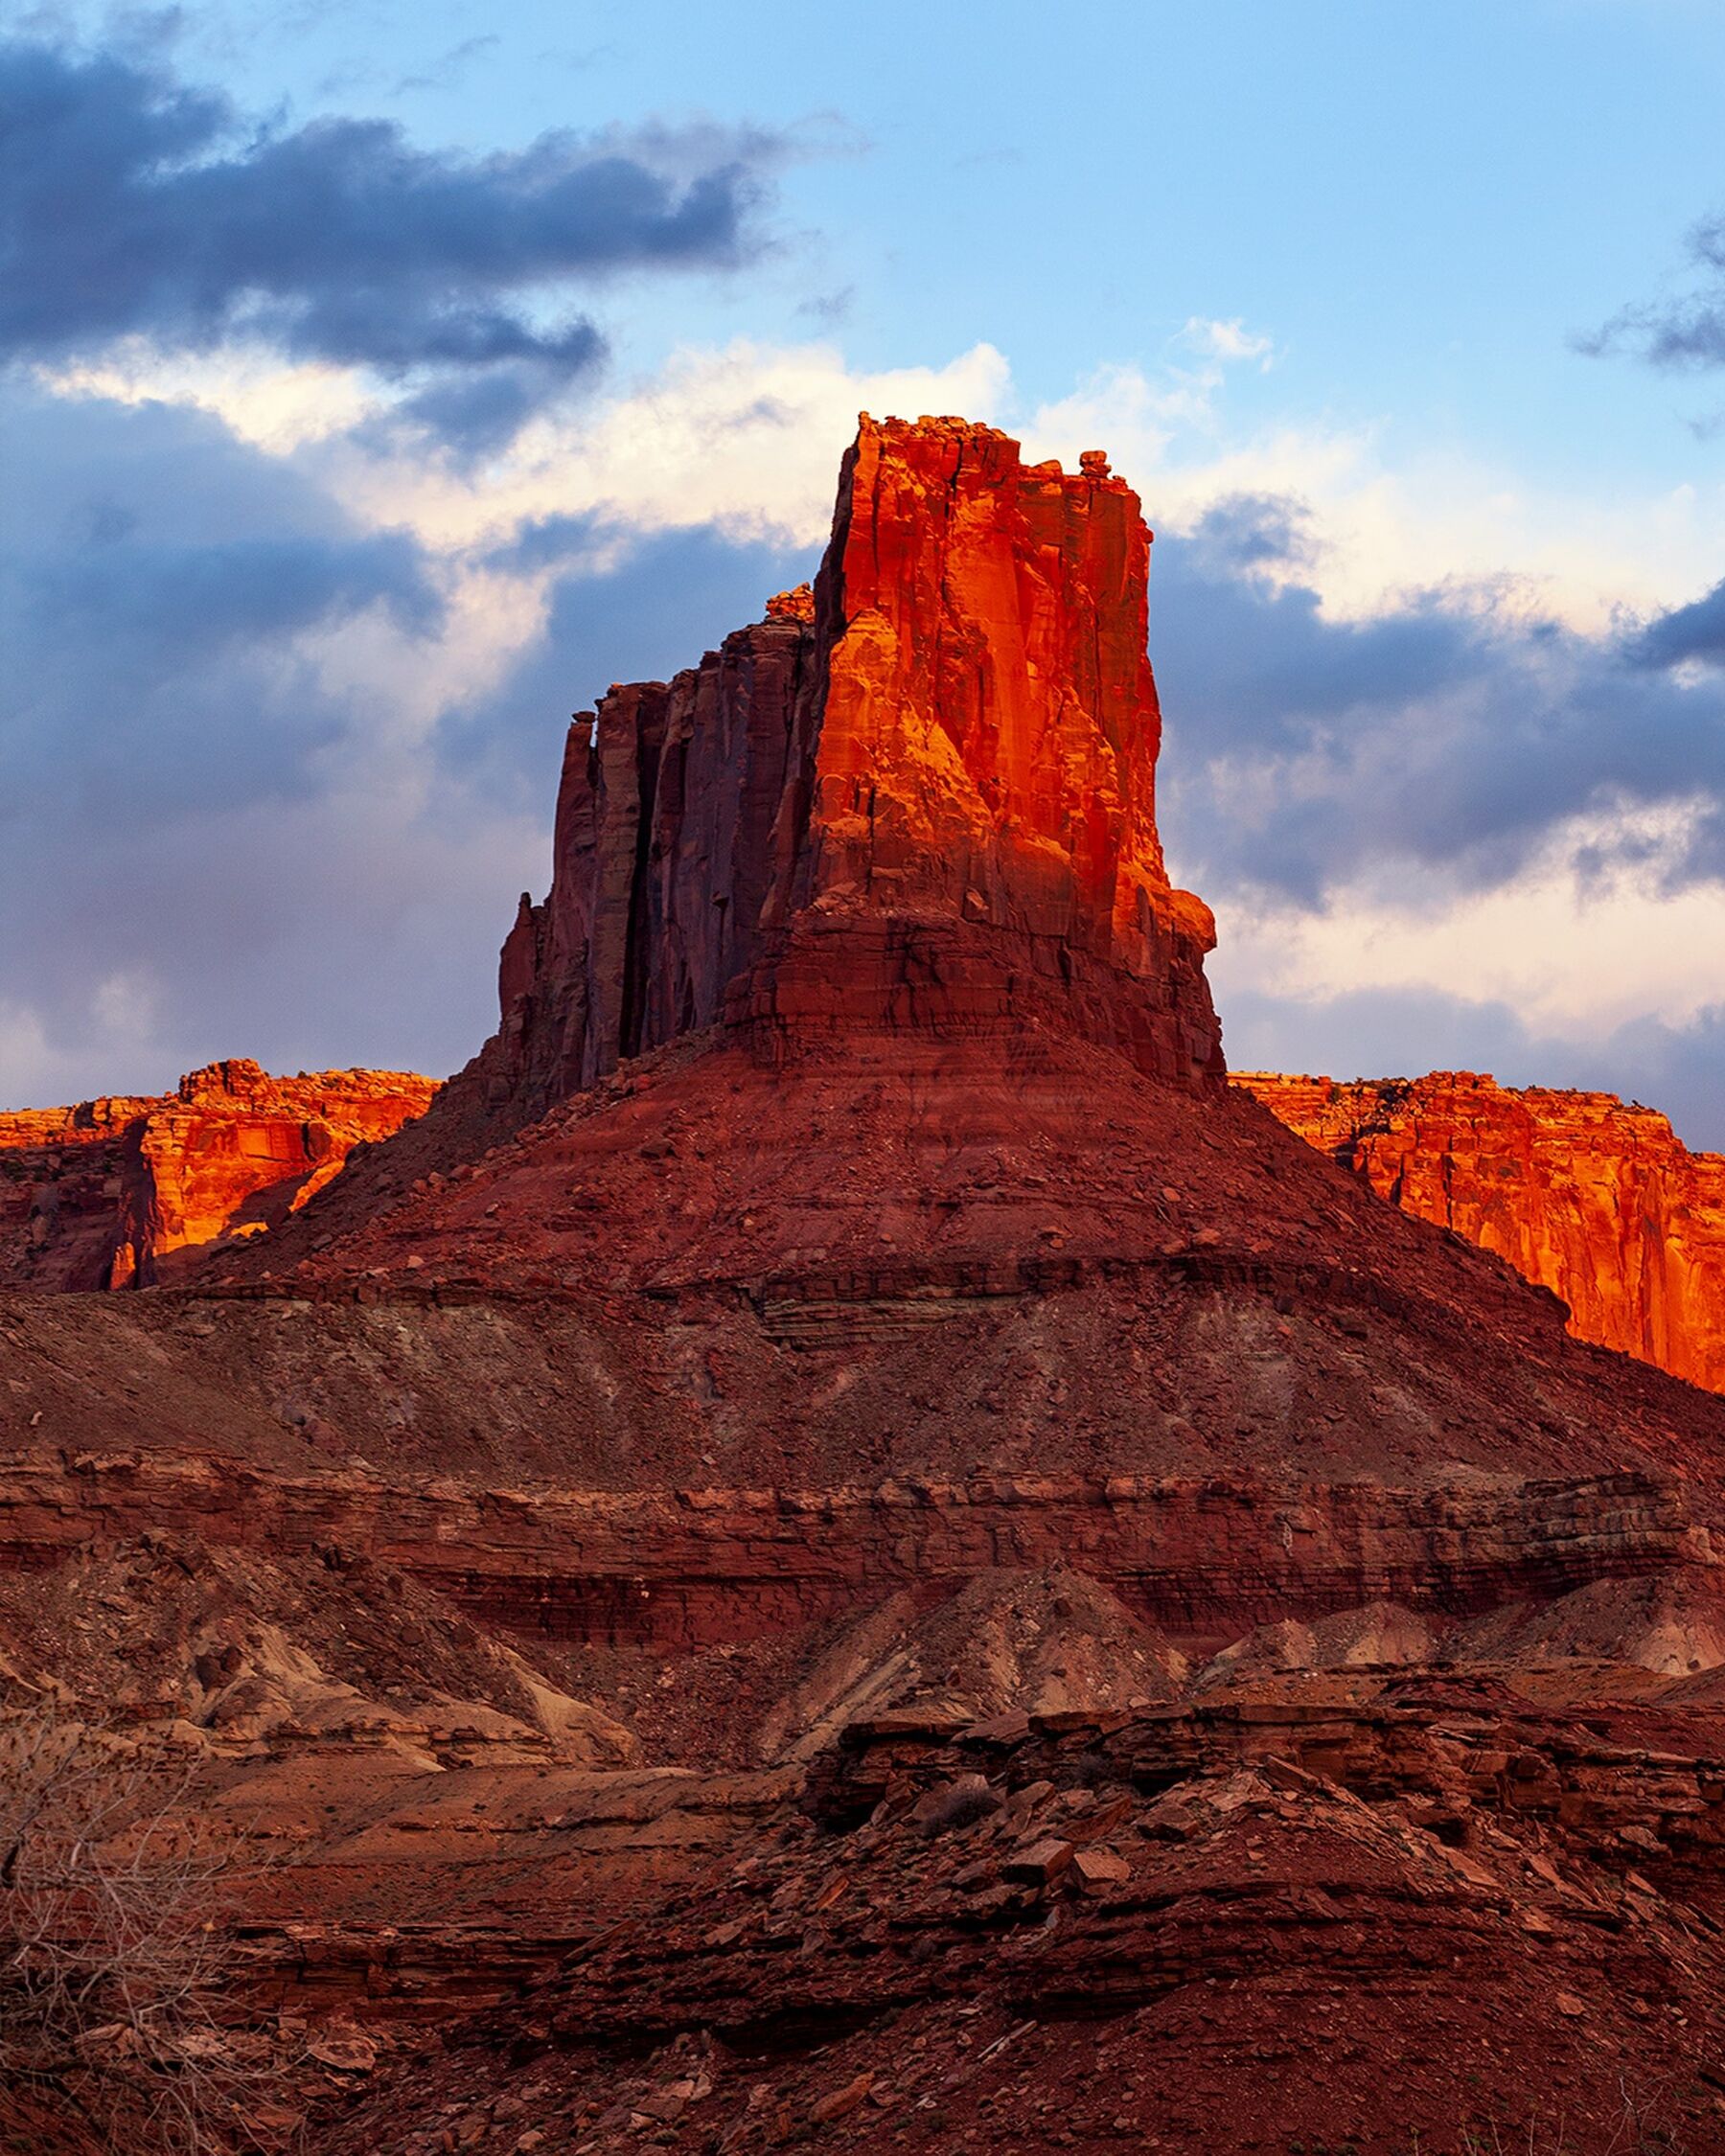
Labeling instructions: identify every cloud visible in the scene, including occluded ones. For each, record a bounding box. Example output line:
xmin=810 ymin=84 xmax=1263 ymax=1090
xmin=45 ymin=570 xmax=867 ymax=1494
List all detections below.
xmin=0 ymin=379 xmax=441 ymax=819
xmin=0 ymin=362 xmax=831 ymax=1106
xmin=444 ymin=521 xmax=816 ymax=796
xmin=0 ymin=34 xmax=781 ymax=442
xmin=43 ymin=342 xmax=376 ymax=451
xmin=1630 ymin=574 xmax=1725 ymax=669
xmin=0 ymin=375 xmax=539 ymax=1100
xmin=391 ymin=34 xmax=499 ymax=99
xmin=1582 ymin=210 xmax=1725 ymax=372
xmin=1147 ymin=492 xmax=1725 ymax=909
xmin=1221 ymin=979 xmax=1725 ymax=1154
xmin=296 ymin=337 xmax=1016 ymax=554
xmin=1182 ymin=316 xmax=1274 ymax=367
xmin=13 ymin=302 xmax=1725 ymax=1132
xmin=1202 ymin=805 xmax=1725 ymax=1046
xmin=1022 ymin=375 xmax=1725 ymax=634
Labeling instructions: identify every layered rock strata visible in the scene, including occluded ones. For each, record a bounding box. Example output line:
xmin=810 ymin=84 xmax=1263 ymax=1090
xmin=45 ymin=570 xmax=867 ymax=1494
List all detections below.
xmin=0 ymin=1061 xmax=435 ymax=1288
xmin=1236 ymin=1069 xmax=1725 ymax=1394
xmin=0 ymin=1449 xmax=1711 ymax=1651
xmin=481 ymin=417 xmax=1221 ymax=1125
xmin=326 ymin=1689 xmax=1725 ymax=2154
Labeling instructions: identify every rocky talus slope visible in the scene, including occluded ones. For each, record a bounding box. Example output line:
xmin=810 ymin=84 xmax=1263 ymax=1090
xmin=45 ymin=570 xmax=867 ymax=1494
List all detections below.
xmin=6 ymin=419 xmax=1725 ymax=2153
xmin=0 ymin=1059 xmax=435 ymax=1287
xmin=328 ymin=1687 xmax=1725 ymax=2156
xmin=1236 ymin=1068 xmax=1725 ymax=1395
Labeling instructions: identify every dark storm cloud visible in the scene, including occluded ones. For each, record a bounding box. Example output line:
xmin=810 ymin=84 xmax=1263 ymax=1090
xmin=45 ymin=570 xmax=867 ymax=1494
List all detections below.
xmin=25 ymin=529 xmax=432 ymax=670
xmin=0 ymin=25 xmax=811 ymax=1100
xmin=0 ymin=380 xmax=440 ymax=821
xmin=1628 ymin=576 xmax=1725 ymax=671
xmin=1579 ymin=211 xmax=1725 ymax=372
xmin=1153 ymin=495 xmax=1725 ymax=907
xmin=0 ymin=376 xmax=471 ymax=1094
xmin=0 ymin=34 xmax=777 ymax=424
xmin=390 ymin=359 xmax=600 ymax=459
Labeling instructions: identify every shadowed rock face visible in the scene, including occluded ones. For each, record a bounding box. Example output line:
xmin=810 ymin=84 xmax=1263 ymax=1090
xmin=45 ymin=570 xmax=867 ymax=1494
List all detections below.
xmin=0 ymin=1093 xmax=154 ymax=1289
xmin=484 ymin=416 xmax=1222 ymax=1122
xmin=1236 ymin=1069 xmax=1725 ymax=1395
xmin=0 ymin=1061 xmax=435 ymax=1287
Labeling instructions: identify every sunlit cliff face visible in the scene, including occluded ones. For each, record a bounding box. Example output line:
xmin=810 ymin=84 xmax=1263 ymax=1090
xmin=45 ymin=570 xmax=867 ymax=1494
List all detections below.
xmin=1236 ymin=1067 xmax=1725 ymax=1394
xmin=486 ymin=414 xmax=1224 ymax=1118
xmin=0 ymin=1061 xmax=435 ymax=1289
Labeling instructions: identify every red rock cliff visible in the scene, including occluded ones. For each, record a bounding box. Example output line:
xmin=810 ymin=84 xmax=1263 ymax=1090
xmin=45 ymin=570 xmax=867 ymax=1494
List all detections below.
xmin=487 ymin=416 xmax=1222 ymax=1118
xmin=0 ymin=1095 xmax=155 ymax=1289
xmin=0 ymin=1062 xmax=436 ymax=1288
xmin=1235 ymin=1068 xmax=1725 ymax=1394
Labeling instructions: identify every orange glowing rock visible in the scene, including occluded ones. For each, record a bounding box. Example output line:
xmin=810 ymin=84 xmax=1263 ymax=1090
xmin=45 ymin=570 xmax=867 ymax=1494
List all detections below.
xmin=1235 ymin=1068 xmax=1725 ymax=1394
xmin=0 ymin=1061 xmax=436 ymax=1287
xmin=486 ymin=414 xmax=1222 ymax=1120
xmin=781 ymin=417 xmax=1207 ymax=974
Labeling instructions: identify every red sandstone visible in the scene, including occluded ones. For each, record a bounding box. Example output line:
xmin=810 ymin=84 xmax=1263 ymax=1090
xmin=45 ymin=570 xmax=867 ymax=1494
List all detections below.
xmin=1236 ymin=1068 xmax=1725 ymax=1395
xmin=0 ymin=1060 xmax=435 ymax=1288
xmin=481 ymin=416 xmax=1219 ymax=1128
xmin=6 ymin=419 xmax=1725 ymax=2154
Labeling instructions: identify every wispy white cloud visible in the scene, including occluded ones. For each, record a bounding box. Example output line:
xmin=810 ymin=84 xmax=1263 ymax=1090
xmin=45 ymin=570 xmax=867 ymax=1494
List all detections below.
xmin=1019 ymin=371 xmax=1725 ymax=633
xmin=1206 ymin=803 xmax=1725 ymax=1044
xmin=43 ymin=342 xmax=375 ymax=452
xmin=1181 ymin=316 xmax=1275 ymax=368
xmin=313 ymin=338 xmax=1017 ymax=553
xmin=50 ymin=323 xmax=1725 ymax=635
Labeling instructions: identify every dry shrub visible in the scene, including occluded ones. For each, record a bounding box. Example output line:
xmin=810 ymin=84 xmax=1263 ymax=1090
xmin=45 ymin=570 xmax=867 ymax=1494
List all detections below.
xmin=911 ymin=1772 xmax=1002 ymax=1837
xmin=0 ymin=1710 xmax=290 ymax=2154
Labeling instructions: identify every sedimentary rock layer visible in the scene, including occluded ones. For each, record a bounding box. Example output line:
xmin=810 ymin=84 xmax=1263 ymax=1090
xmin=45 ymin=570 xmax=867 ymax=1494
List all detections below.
xmin=1236 ymin=1069 xmax=1725 ymax=1394
xmin=482 ymin=417 xmax=1222 ymax=1124
xmin=0 ymin=1061 xmax=435 ymax=1287
xmin=325 ymin=1688 xmax=1725 ymax=2154
xmin=0 ymin=1448 xmax=1709 ymax=1650
xmin=12 ymin=412 xmax=1725 ymax=2153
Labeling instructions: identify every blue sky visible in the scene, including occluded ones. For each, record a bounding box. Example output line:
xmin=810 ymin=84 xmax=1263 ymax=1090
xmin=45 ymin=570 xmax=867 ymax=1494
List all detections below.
xmin=7 ymin=2 xmax=1725 ymax=1139
xmin=58 ymin=0 xmax=1725 ymax=481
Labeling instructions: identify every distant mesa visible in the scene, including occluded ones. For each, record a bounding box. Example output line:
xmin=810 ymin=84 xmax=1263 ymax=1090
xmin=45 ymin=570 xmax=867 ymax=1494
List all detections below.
xmin=0 ymin=1059 xmax=436 ymax=1289
xmin=1236 ymin=1067 xmax=1725 ymax=1395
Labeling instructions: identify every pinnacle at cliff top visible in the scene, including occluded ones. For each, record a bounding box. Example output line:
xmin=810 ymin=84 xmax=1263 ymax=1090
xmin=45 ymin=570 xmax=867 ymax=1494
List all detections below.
xmin=856 ymin=410 xmax=1122 ymax=480
xmin=479 ymin=411 xmax=1222 ymax=1121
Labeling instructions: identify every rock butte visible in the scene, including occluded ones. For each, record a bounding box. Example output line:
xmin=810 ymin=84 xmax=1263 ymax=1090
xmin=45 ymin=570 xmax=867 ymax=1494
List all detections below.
xmin=0 ymin=1059 xmax=435 ymax=1289
xmin=1237 ymin=1068 xmax=1725 ymax=1396
xmin=479 ymin=414 xmax=1221 ymax=1129
xmin=6 ymin=419 xmax=1725 ymax=2155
